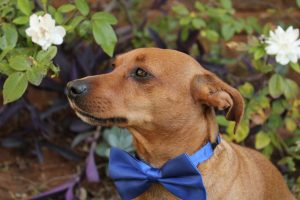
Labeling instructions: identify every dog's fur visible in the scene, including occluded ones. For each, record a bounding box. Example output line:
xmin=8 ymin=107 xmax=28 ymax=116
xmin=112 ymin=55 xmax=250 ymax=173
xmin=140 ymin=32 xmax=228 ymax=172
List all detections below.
xmin=67 ymin=48 xmax=295 ymax=200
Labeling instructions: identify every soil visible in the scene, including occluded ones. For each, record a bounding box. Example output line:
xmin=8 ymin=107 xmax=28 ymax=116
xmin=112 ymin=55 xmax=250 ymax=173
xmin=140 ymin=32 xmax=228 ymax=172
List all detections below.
xmin=0 ymin=145 xmax=119 ymax=200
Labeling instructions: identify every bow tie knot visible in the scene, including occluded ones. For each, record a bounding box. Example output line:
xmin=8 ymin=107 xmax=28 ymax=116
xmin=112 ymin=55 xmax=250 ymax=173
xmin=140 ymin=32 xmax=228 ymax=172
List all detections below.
xmin=145 ymin=168 xmax=161 ymax=183
xmin=109 ymin=135 xmax=221 ymax=200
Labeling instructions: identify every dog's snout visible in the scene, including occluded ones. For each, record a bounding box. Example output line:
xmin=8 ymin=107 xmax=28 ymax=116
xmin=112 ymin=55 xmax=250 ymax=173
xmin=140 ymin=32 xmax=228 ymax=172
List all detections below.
xmin=67 ymin=80 xmax=88 ymax=98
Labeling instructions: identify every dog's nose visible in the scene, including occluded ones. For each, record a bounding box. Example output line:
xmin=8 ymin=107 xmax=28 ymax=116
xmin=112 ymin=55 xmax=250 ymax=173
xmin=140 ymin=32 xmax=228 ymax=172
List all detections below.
xmin=67 ymin=80 xmax=88 ymax=98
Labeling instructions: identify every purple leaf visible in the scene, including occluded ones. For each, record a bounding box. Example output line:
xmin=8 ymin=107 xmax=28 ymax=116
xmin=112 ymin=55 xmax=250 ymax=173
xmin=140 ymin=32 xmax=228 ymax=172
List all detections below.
xmin=86 ymin=144 xmax=100 ymax=182
xmin=25 ymin=102 xmax=51 ymax=135
xmin=42 ymin=141 xmax=82 ymax=161
xmin=65 ymin=184 xmax=75 ymax=200
xmin=75 ymin=44 xmax=96 ymax=76
xmin=70 ymin=65 xmax=79 ymax=81
xmin=30 ymin=178 xmax=78 ymax=200
xmin=176 ymin=29 xmax=199 ymax=54
xmin=40 ymin=99 xmax=68 ymax=120
xmin=71 ymin=132 xmax=93 ymax=148
xmin=54 ymin=48 xmax=73 ymax=83
xmin=1 ymin=135 xmax=25 ymax=148
xmin=196 ymin=40 xmax=205 ymax=57
xmin=148 ymin=28 xmax=167 ymax=49
xmin=37 ymin=77 xmax=64 ymax=93
xmin=195 ymin=58 xmax=227 ymax=77
xmin=70 ymin=118 xmax=94 ymax=133
xmin=151 ymin=0 xmax=168 ymax=9
xmin=0 ymin=99 xmax=25 ymax=127
xmin=34 ymin=140 xmax=44 ymax=163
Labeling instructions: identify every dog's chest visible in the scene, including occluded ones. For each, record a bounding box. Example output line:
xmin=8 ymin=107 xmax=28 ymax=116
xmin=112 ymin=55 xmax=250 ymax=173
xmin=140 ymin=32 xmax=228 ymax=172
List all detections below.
xmin=134 ymin=184 xmax=179 ymax=200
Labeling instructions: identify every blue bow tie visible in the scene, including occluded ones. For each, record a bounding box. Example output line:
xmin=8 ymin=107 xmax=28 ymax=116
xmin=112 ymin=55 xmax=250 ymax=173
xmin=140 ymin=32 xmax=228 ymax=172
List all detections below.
xmin=109 ymin=136 xmax=221 ymax=200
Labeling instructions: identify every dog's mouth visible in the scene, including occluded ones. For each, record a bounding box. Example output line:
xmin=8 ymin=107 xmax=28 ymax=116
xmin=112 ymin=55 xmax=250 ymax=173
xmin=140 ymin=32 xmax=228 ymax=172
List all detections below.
xmin=75 ymin=109 xmax=128 ymax=125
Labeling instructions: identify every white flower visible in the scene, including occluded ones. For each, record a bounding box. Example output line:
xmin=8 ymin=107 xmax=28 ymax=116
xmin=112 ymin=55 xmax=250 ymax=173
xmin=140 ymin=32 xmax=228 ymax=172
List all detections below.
xmin=265 ymin=26 xmax=300 ymax=65
xmin=26 ymin=14 xmax=66 ymax=50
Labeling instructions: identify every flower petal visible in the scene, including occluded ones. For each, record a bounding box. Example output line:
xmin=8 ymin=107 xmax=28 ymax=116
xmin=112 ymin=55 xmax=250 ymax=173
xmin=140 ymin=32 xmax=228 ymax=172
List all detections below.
xmin=265 ymin=44 xmax=279 ymax=55
xmin=276 ymin=53 xmax=289 ymax=65
xmin=275 ymin=26 xmax=285 ymax=36
xmin=288 ymin=53 xmax=298 ymax=63
xmin=42 ymin=42 xmax=52 ymax=50
xmin=41 ymin=14 xmax=55 ymax=28
xmin=50 ymin=26 xmax=66 ymax=45
xmin=25 ymin=28 xmax=34 ymax=37
xmin=29 ymin=14 xmax=39 ymax=28
xmin=27 ymin=13 xmax=66 ymax=49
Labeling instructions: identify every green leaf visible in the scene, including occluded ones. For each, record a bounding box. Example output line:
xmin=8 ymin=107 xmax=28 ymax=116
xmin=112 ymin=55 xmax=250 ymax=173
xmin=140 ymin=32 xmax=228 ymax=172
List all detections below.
xmin=96 ymin=142 xmax=111 ymax=157
xmin=36 ymin=46 xmax=57 ymax=62
xmin=102 ymin=127 xmax=134 ymax=152
xmin=25 ymin=67 xmax=44 ymax=86
xmin=262 ymin=23 xmax=273 ymax=36
xmin=234 ymin=20 xmax=245 ymax=33
xmin=71 ymin=17 xmax=84 ymax=26
xmin=49 ymin=63 xmax=59 ymax=76
xmin=271 ymin=100 xmax=287 ymax=115
xmin=254 ymin=47 xmax=265 ymax=60
xmin=220 ymin=0 xmax=232 ymax=9
xmin=58 ymin=4 xmax=76 ymax=13
xmin=0 ymin=24 xmax=18 ymax=50
xmin=54 ymin=11 xmax=64 ymax=25
xmin=77 ymin=20 xmax=91 ymax=37
xmin=252 ymin=59 xmax=273 ymax=73
xmin=267 ymin=114 xmax=283 ymax=130
xmin=75 ymin=0 xmax=90 ymax=16
xmin=221 ymin=23 xmax=235 ymax=40
xmin=268 ymin=132 xmax=282 ymax=150
xmin=195 ymin=2 xmax=205 ymax=12
xmin=234 ymin=120 xmax=250 ymax=142
xmin=201 ymin=29 xmax=219 ymax=42
xmin=17 ymin=0 xmax=32 ymax=15
xmin=9 ymin=55 xmax=31 ymax=71
xmin=283 ymin=79 xmax=298 ymax=99
xmin=67 ymin=16 xmax=85 ymax=31
xmin=192 ymin=18 xmax=206 ymax=29
xmin=238 ymin=82 xmax=254 ymax=99
xmin=297 ymin=0 xmax=300 ymax=8
xmin=12 ymin=16 xmax=29 ymax=25
xmin=0 ymin=60 xmax=14 ymax=76
xmin=290 ymin=62 xmax=300 ymax=73
xmin=285 ymin=118 xmax=297 ymax=132
xmin=48 ymin=6 xmax=56 ymax=16
xmin=92 ymin=21 xmax=117 ymax=57
xmin=172 ymin=4 xmax=189 ymax=15
xmin=92 ymin=12 xmax=117 ymax=25
xmin=246 ymin=17 xmax=260 ymax=33
xmin=278 ymin=157 xmax=296 ymax=172
xmin=3 ymin=72 xmax=28 ymax=104
xmin=268 ymin=74 xmax=285 ymax=98
xmin=181 ymin=26 xmax=189 ymax=41
xmin=226 ymin=120 xmax=249 ymax=142
xmin=179 ymin=16 xmax=191 ymax=25
xmin=262 ymin=144 xmax=273 ymax=159
xmin=216 ymin=115 xmax=229 ymax=126
xmin=255 ymin=131 xmax=271 ymax=149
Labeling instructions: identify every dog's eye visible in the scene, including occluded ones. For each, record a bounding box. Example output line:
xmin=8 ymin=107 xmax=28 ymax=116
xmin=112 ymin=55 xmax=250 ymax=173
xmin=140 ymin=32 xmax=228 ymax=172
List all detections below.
xmin=135 ymin=68 xmax=148 ymax=77
xmin=132 ymin=67 xmax=152 ymax=80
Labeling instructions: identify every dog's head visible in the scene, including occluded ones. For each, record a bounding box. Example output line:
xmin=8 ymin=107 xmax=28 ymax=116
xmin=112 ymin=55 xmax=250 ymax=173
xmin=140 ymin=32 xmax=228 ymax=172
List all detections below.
xmin=67 ymin=48 xmax=244 ymax=135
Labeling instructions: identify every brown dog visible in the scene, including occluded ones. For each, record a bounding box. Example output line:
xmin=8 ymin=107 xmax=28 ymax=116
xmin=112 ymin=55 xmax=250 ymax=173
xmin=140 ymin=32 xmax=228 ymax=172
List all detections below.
xmin=67 ymin=48 xmax=295 ymax=200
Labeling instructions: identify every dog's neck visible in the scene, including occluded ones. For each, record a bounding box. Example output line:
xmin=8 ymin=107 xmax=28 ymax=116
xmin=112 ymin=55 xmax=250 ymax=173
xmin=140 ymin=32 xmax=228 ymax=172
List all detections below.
xmin=128 ymin=110 xmax=218 ymax=167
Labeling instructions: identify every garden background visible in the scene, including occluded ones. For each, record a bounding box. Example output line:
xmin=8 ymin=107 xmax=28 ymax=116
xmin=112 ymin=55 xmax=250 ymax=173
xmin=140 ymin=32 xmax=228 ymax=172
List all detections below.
xmin=0 ymin=0 xmax=300 ymax=199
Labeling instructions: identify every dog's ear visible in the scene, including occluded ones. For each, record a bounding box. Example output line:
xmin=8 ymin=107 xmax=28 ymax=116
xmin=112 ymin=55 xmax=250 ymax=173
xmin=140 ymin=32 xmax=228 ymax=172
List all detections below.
xmin=191 ymin=72 xmax=244 ymax=133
